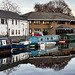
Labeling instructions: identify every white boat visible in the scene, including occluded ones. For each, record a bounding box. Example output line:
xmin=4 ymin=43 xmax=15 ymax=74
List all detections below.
xmin=38 ymin=42 xmax=56 ymax=50
xmin=38 ymin=42 xmax=56 ymax=45
xmin=19 ymin=40 xmax=31 ymax=45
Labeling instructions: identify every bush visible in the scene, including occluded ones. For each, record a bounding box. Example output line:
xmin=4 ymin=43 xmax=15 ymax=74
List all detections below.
xmin=43 ymin=30 xmax=48 ymax=35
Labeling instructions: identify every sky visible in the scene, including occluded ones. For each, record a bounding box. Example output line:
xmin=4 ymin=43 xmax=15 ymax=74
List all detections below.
xmin=0 ymin=0 xmax=75 ymax=16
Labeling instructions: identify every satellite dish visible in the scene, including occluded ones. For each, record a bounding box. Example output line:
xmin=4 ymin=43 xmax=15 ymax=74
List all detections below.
xmin=50 ymin=25 xmax=53 ymax=29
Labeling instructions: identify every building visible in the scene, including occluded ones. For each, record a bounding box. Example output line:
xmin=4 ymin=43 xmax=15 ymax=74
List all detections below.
xmin=0 ymin=10 xmax=29 ymax=37
xmin=23 ymin=12 xmax=75 ymax=35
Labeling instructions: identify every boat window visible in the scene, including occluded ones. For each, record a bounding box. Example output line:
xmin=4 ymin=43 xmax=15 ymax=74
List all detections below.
xmin=0 ymin=41 xmax=1 ymax=46
xmin=54 ymin=36 xmax=56 ymax=40
xmin=41 ymin=38 xmax=43 ymax=41
xmin=45 ymin=38 xmax=46 ymax=40
xmin=2 ymin=40 xmax=6 ymax=45
xmin=47 ymin=37 xmax=50 ymax=41
xmin=7 ymin=40 xmax=11 ymax=45
xmin=66 ymin=36 xmax=67 ymax=39
xmin=51 ymin=37 xmax=53 ymax=40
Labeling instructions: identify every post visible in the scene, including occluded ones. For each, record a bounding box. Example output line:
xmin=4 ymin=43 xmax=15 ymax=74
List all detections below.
xmin=7 ymin=19 xmax=9 ymax=38
xmin=25 ymin=29 xmax=26 ymax=41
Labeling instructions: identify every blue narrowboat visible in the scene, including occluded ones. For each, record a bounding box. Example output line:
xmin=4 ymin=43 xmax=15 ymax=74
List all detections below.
xmin=12 ymin=40 xmax=38 ymax=54
xmin=0 ymin=38 xmax=12 ymax=55
xmin=28 ymin=35 xmax=59 ymax=45
xmin=30 ymin=46 xmax=58 ymax=57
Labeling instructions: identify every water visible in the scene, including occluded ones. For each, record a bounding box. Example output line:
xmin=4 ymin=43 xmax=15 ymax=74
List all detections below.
xmin=1 ymin=56 xmax=75 ymax=75
xmin=0 ymin=43 xmax=75 ymax=75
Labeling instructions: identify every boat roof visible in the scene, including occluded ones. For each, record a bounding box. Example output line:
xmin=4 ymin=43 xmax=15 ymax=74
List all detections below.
xmin=60 ymin=33 xmax=75 ymax=36
xmin=0 ymin=38 xmax=10 ymax=40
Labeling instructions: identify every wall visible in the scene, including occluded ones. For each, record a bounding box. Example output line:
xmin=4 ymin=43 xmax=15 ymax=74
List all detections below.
xmin=8 ymin=19 xmax=29 ymax=36
xmin=0 ymin=18 xmax=29 ymax=36
xmin=29 ymin=20 xmax=75 ymax=35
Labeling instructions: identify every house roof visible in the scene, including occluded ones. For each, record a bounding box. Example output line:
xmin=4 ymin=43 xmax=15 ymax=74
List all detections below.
xmin=56 ymin=25 xmax=73 ymax=30
xmin=23 ymin=12 xmax=75 ymax=21
xmin=0 ymin=10 xmax=24 ymax=20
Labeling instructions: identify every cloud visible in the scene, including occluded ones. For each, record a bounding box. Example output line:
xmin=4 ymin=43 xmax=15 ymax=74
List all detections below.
xmin=72 ymin=10 xmax=75 ymax=16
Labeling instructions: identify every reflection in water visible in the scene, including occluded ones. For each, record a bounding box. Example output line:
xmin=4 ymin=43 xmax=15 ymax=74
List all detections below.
xmin=0 ymin=52 xmax=30 ymax=75
xmin=1 ymin=55 xmax=75 ymax=75
xmin=28 ymin=56 xmax=71 ymax=71
xmin=0 ymin=43 xmax=75 ymax=75
xmin=59 ymin=43 xmax=75 ymax=50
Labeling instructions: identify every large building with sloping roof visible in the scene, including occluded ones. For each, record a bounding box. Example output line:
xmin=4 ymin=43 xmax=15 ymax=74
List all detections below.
xmin=0 ymin=10 xmax=29 ymax=36
xmin=23 ymin=12 xmax=75 ymax=35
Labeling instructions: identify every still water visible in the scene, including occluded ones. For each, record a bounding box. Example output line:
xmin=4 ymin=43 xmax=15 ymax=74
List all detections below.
xmin=0 ymin=43 xmax=75 ymax=75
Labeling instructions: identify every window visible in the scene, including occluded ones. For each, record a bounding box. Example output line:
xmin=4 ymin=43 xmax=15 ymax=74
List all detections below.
xmin=47 ymin=37 xmax=50 ymax=40
xmin=73 ymin=29 xmax=75 ymax=33
xmin=29 ymin=28 xmax=32 ymax=34
xmin=16 ymin=30 xmax=17 ymax=34
xmin=43 ymin=28 xmax=49 ymax=32
xmin=12 ymin=19 xmax=14 ymax=25
xmin=51 ymin=37 xmax=53 ymax=40
xmin=34 ymin=21 xmax=40 ymax=24
xmin=29 ymin=21 xmax=32 ymax=24
xmin=1 ymin=18 xmax=4 ymax=24
xmin=43 ymin=21 xmax=49 ymax=25
xmin=7 ymin=40 xmax=11 ymax=45
xmin=0 ymin=41 xmax=2 ymax=46
xmin=34 ymin=29 xmax=41 ymax=31
xmin=18 ymin=30 xmax=20 ymax=34
xmin=41 ymin=38 xmax=43 ymax=41
xmin=57 ymin=21 xmax=65 ymax=24
xmin=70 ymin=21 xmax=75 ymax=25
xmin=5 ymin=18 xmax=7 ymax=24
xmin=12 ymin=30 xmax=14 ymax=35
xmin=16 ymin=20 xmax=17 ymax=25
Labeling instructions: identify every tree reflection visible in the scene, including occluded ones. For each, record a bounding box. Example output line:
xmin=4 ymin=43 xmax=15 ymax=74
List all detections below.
xmin=28 ymin=56 xmax=71 ymax=71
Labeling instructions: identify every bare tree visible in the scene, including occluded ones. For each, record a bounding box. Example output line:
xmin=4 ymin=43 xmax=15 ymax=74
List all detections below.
xmin=0 ymin=0 xmax=21 ymax=14
xmin=34 ymin=0 xmax=72 ymax=16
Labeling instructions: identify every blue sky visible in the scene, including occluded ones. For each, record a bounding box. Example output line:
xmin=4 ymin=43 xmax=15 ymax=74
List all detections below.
xmin=0 ymin=0 xmax=75 ymax=16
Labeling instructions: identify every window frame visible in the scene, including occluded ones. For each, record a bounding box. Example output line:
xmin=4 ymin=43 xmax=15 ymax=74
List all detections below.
xmin=34 ymin=20 xmax=40 ymax=25
xmin=1 ymin=18 xmax=4 ymax=24
xmin=29 ymin=28 xmax=32 ymax=34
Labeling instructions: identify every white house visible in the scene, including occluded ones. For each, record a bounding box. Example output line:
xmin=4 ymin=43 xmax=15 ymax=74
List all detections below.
xmin=0 ymin=10 xmax=29 ymax=36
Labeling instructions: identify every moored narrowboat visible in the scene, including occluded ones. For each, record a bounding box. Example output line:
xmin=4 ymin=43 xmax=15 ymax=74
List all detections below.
xmin=0 ymin=38 xmax=12 ymax=55
xmin=28 ymin=35 xmax=59 ymax=45
xmin=12 ymin=40 xmax=38 ymax=54
xmin=59 ymin=34 xmax=75 ymax=44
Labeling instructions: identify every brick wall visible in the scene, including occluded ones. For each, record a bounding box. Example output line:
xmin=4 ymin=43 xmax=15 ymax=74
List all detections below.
xmin=29 ymin=21 xmax=75 ymax=35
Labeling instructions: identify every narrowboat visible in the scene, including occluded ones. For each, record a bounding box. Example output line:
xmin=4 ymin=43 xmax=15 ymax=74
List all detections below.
xmin=30 ymin=46 xmax=58 ymax=57
xmin=12 ymin=52 xmax=31 ymax=62
xmin=59 ymin=42 xmax=75 ymax=50
xmin=59 ymin=34 xmax=75 ymax=44
xmin=0 ymin=38 xmax=12 ymax=55
xmin=12 ymin=43 xmax=30 ymax=54
xmin=12 ymin=40 xmax=38 ymax=54
xmin=28 ymin=35 xmax=59 ymax=47
xmin=0 ymin=52 xmax=31 ymax=68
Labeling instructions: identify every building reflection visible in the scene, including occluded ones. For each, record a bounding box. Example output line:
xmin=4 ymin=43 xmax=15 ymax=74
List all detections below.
xmin=0 ymin=52 xmax=30 ymax=75
xmin=0 ymin=42 xmax=75 ymax=74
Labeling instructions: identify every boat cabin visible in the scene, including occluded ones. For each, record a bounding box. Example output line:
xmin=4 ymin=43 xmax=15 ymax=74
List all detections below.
xmin=0 ymin=38 xmax=12 ymax=51
xmin=28 ymin=35 xmax=59 ymax=43
xmin=59 ymin=34 xmax=75 ymax=43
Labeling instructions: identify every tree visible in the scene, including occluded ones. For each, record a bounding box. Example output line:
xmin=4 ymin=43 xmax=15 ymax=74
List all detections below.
xmin=34 ymin=0 xmax=72 ymax=16
xmin=0 ymin=0 xmax=21 ymax=14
